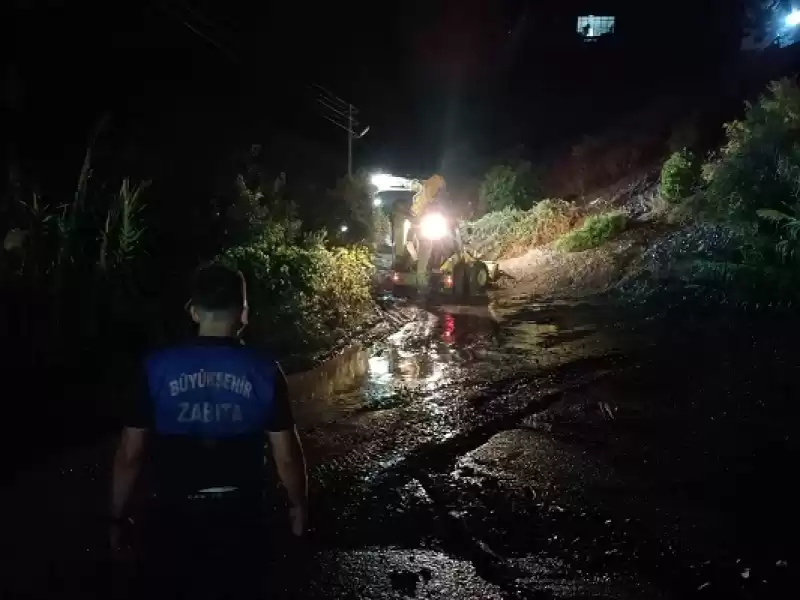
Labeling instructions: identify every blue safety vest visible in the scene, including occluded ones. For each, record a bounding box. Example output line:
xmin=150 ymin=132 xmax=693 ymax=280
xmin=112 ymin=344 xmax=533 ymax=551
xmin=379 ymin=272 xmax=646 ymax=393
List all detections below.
xmin=141 ymin=337 xmax=284 ymax=496
xmin=145 ymin=339 xmax=278 ymax=437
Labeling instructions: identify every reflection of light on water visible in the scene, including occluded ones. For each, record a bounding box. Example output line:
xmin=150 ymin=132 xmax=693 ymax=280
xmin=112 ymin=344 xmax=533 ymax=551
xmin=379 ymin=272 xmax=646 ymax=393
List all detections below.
xmin=368 ymin=355 xmax=392 ymax=384
xmin=423 ymin=356 xmax=446 ymax=389
xmin=424 ymin=401 xmax=446 ymax=416
xmin=360 ymin=314 xmax=472 ymax=420
xmin=362 ymin=454 xmax=405 ymax=483
xmin=387 ymin=321 xmax=420 ymax=345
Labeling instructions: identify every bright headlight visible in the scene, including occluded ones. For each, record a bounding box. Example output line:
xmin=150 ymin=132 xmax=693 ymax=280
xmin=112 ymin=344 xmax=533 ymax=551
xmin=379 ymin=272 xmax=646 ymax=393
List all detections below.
xmin=420 ymin=212 xmax=448 ymax=240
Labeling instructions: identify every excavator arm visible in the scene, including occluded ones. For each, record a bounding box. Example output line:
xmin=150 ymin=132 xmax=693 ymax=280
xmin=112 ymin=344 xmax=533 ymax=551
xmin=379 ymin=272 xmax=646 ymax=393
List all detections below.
xmin=411 ymin=174 xmax=446 ymax=217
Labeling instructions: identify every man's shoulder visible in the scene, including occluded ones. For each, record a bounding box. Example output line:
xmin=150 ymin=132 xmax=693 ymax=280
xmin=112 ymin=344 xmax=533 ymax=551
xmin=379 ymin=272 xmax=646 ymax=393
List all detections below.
xmin=143 ymin=339 xmax=277 ymax=370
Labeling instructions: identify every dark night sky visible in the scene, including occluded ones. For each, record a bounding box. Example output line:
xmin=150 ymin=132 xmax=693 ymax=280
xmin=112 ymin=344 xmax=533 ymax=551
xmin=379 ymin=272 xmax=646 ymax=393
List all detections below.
xmin=4 ymin=0 xmax=744 ymax=194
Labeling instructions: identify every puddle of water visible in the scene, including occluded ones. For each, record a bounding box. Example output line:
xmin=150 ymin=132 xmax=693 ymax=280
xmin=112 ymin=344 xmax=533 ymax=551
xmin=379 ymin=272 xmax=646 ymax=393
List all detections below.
xmin=503 ymin=322 xmax=560 ymax=352
xmin=287 ymin=299 xmax=631 ymax=431
xmin=495 ymin=300 xmax=632 ymax=366
xmin=288 ymin=309 xmax=500 ymax=428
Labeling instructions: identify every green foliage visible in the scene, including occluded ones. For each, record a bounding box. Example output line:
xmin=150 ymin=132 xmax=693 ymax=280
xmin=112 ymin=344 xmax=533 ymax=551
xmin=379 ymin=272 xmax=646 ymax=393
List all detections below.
xmin=464 ymin=207 xmax=523 ymax=247
xmin=329 ymin=172 xmax=374 ymax=242
xmin=8 ymin=192 xmax=58 ymax=280
xmin=688 ymin=78 xmax=800 ymax=285
xmin=660 ymin=148 xmax=701 ymax=202
xmin=464 ymin=199 xmax=579 ymax=258
xmin=216 ymin=158 xmax=377 ymax=349
xmin=556 ymin=212 xmax=628 ymax=252
xmin=227 ymin=171 xmax=300 ymax=248
xmin=687 ymin=255 xmax=800 ymax=306
xmin=479 ymin=161 xmax=538 ymax=212
xmin=219 ymin=230 xmax=374 ymax=351
xmin=372 ymin=205 xmax=391 ymax=246
xmin=99 ymin=179 xmax=148 ymax=274
xmin=3 ymin=151 xmax=149 ymax=294
xmin=312 ymin=244 xmax=374 ymax=326
xmin=757 ymin=207 xmax=800 ymax=262
xmin=705 ymin=79 xmax=800 ymax=223
xmin=1 ymin=140 xmax=152 ymax=366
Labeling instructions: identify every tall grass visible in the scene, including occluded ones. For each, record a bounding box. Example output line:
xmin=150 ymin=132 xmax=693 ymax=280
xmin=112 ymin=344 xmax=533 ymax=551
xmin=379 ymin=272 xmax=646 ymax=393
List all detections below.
xmin=556 ymin=212 xmax=629 ymax=252
xmin=2 ymin=141 xmax=150 ymax=369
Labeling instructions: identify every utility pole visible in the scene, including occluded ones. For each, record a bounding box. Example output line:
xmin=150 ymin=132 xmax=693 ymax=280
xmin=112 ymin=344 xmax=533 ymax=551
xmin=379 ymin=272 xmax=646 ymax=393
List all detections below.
xmin=311 ymin=84 xmax=369 ymax=177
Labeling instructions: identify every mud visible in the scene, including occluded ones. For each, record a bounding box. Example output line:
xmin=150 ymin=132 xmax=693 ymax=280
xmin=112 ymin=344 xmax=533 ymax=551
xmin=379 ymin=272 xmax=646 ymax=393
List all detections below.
xmin=1 ymin=293 xmax=797 ymax=599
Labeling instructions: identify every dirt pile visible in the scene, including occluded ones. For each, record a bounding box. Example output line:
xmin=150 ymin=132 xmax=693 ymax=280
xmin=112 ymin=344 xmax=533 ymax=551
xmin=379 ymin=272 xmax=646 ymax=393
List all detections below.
xmin=495 ymin=225 xmax=663 ymax=300
xmin=467 ymin=167 xmax=667 ymax=301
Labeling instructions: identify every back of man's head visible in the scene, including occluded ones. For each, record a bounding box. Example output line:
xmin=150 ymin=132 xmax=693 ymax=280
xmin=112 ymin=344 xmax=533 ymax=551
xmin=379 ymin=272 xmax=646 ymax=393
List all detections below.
xmin=190 ymin=264 xmax=248 ymax=331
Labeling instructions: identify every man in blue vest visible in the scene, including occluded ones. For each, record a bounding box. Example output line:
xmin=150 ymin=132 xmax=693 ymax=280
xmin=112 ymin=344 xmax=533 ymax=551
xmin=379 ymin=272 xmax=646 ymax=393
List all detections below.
xmin=109 ymin=263 xmax=308 ymax=597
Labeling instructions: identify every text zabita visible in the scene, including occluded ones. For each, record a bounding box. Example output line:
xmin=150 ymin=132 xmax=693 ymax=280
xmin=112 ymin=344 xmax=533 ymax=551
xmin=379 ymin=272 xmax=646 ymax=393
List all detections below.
xmin=169 ymin=371 xmax=254 ymax=424
xmin=178 ymin=401 xmax=243 ymax=423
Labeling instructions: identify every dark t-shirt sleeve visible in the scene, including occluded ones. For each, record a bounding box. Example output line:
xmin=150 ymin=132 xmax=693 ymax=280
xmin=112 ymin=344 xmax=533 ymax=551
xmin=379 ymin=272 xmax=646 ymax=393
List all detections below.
xmin=124 ymin=363 xmax=153 ymax=429
xmin=266 ymin=362 xmax=295 ymax=432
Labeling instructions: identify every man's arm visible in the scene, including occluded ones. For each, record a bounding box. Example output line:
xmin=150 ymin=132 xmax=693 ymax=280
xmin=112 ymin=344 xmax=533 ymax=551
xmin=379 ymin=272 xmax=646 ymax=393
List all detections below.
xmin=266 ymin=362 xmax=308 ymax=534
xmin=110 ymin=365 xmax=152 ymax=520
xmin=268 ymin=427 xmax=308 ymax=511
xmin=111 ymin=427 xmax=148 ymax=519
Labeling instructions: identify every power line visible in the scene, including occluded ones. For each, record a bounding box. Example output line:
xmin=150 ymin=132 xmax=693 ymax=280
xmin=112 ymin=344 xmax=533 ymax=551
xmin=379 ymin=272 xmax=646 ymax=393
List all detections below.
xmin=318 ymin=113 xmax=363 ymax=134
xmin=310 ymin=83 xmax=356 ymax=113
xmin=315 ymin=97 xmax=353 ymax=120
xmin=170 ymin=0 xmax=223 ymax=32
xmin=152 ymin=3 xmax=362 ymax=126
xmin=149 ymin=2 xmax=370 ymax=176
xmin=318 ymin=112 xmax=351 ymax=133
xmin=313 ymin=102 xmax=362 ymax=133
xmin=151 ymin=0 xmax=239 ymax=64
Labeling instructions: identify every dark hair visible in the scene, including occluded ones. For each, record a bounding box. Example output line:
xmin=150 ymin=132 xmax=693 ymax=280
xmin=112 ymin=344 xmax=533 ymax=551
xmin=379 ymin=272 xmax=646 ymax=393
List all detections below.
xmin=191 ymin=264 xmax=246 ymax=312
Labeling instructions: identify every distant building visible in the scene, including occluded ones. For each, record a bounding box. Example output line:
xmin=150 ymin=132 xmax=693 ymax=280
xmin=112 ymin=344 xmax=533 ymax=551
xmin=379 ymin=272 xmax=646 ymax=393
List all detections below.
xmin=577 ymin=15 xmax=616 ymax=42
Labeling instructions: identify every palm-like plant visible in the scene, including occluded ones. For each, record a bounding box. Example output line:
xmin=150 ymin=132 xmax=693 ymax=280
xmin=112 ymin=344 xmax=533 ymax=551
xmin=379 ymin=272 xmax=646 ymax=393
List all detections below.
xmin=99 ymin=179 xmax=149 ymax=273
xmin=757 ymin=206 xmax=800 ymax=262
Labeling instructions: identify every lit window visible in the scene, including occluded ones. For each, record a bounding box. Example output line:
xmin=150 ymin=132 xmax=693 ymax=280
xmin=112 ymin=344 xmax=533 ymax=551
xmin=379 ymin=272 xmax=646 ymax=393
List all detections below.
xmin=577 ymin=15 xmax=615 ymax=40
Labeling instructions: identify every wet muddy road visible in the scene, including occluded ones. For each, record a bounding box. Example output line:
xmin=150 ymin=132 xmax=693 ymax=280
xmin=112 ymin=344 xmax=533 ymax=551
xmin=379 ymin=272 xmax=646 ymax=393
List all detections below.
xmin=2 ymin=296 xmax=796 ymax=599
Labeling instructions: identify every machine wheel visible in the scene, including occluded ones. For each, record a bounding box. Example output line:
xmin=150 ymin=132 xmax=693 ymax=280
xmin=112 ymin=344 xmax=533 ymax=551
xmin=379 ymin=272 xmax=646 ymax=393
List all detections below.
xmin=451 ymin=261 xmax=468 ymax=298
xmin=468 ymin=261 xmax=490 ymax=295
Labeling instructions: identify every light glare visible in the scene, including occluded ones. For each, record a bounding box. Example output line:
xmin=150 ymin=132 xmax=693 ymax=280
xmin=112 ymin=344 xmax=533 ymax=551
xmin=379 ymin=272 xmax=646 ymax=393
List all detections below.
xmin=420 ymin=212 xmax=448 ymax=241
xmin=370 ymin=173 xmax=415 ymax=192
xmin=787 ymin=10 xmax=800 ymax=26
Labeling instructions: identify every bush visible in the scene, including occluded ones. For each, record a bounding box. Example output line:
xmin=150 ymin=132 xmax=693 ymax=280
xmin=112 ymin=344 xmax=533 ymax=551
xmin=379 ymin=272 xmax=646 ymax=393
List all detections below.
xmin=463 ymin=199 xmax=580 ymax=258
xmin=219 ymin=227 xmax=374 ymax=352
xmin=618 ymin=79 xmax=800 ymax=307
xmin=312 ymin=244 xmax=374 ymax=326
xmin=498 ymin=199 xmax=579 ymax=256
xmin=464 ymin=207 xmax=524 ymax=247
xmin=699 ymin=78 xmax=800 ymax=273
xmin=705 ymin=79 xmax=800 ymax=224
xmin=479 ymin=161 xmax=538 ymax=212
xmin=660 ymin=148 xmax=701 ymax=202
xmin=556 ymin=212 xmax=628 ymax=252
